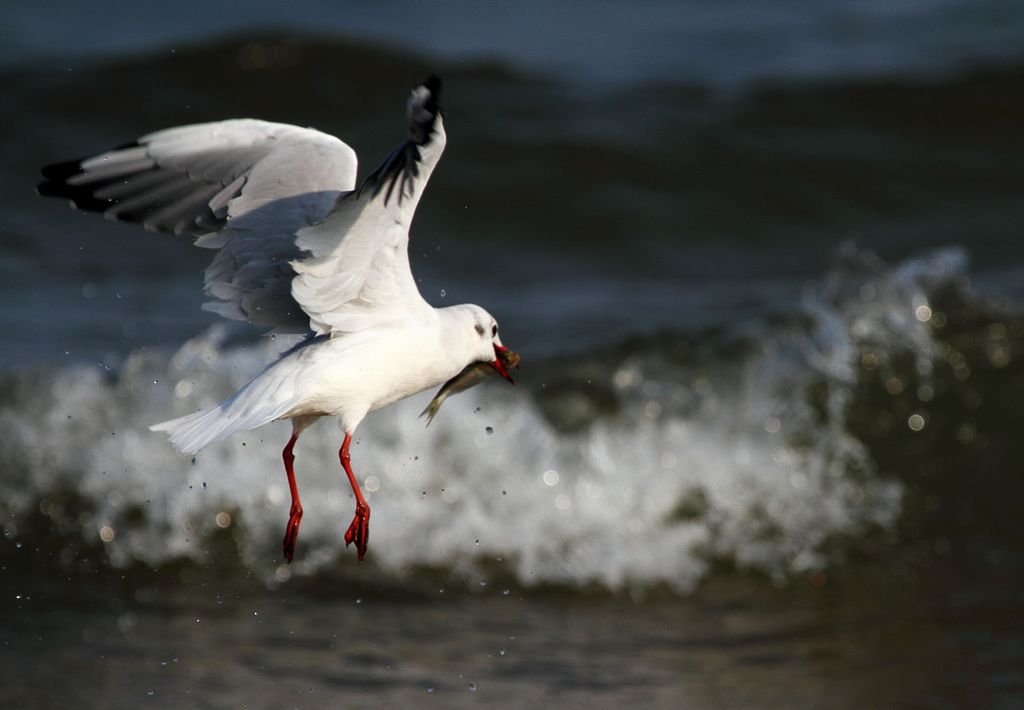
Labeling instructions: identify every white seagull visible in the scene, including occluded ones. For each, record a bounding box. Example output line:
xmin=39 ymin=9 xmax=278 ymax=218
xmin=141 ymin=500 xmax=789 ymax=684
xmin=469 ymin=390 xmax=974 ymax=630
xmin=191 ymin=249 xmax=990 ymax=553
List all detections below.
xmin=38 ymin=76 xmax=518 ymax=562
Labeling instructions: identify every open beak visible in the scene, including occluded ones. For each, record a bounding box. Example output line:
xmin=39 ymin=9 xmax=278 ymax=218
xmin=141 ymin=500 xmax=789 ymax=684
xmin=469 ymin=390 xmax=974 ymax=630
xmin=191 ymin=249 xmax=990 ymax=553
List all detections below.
xmin=491 ymin=344 xmax=516 ymax=384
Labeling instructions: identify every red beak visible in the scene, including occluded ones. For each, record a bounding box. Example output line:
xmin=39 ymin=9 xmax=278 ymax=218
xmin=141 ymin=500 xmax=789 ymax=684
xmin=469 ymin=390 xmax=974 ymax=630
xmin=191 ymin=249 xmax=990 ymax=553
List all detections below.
xmin=492 ymin=344 xmax=515 ymax=384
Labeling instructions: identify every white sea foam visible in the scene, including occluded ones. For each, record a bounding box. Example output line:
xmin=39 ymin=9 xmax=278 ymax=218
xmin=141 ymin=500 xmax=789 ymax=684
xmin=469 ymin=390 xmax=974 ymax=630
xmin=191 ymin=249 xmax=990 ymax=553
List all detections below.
xmin=0 ymin=248 xmax=969 ymax=591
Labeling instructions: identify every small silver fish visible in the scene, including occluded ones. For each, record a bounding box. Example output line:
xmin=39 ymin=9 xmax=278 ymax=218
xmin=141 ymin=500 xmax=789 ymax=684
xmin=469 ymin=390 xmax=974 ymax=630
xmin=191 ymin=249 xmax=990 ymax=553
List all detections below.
xmin=420 ymin=348 xmax=521 ymax=426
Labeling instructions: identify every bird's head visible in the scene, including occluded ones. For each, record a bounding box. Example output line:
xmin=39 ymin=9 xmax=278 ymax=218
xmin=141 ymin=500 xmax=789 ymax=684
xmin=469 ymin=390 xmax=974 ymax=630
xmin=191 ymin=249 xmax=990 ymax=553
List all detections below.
xmin=451 ymin=304 xmax=518 ymax=384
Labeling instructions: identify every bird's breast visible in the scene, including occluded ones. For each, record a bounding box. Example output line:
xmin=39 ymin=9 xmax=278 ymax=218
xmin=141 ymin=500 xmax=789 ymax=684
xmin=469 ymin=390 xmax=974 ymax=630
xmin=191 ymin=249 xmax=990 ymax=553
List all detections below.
xmin=299 ymin=326 xmax=463 ymax=417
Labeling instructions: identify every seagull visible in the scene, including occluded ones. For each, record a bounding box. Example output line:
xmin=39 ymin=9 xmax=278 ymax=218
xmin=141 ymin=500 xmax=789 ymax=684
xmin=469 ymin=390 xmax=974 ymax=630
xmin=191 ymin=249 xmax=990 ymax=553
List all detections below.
xmin=38 ymin=76 xmax=518 ymax=563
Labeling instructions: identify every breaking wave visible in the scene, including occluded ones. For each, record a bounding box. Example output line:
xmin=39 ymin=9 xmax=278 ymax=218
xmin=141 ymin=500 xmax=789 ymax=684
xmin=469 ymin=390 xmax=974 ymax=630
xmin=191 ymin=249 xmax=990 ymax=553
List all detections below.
xmin=1 ymin=246 xmax=1014 ymax=593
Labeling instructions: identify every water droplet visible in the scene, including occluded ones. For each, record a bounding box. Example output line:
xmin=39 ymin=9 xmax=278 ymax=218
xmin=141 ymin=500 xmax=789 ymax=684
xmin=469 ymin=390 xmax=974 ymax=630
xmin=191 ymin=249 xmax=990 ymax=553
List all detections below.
xmin=152 ymin=379 xmax=159 ymax=385
xmin=502 ymin=589 xmax=510 ymax=596
xmin=479 ymin=580 xmax=487 ymax=587
xmin=201 ymin=481 xmax=207 ymax=490
xmin=426 ymin=686 xmax=434 ymax=694
xmin=355 ymin=598 xmax=362 ymax=605
xmin=485 ymin=426 xmax=494 ymax=435
xmin=468 ymin=682 xmax=476 ymax=692
xmin=499 ymin=647 xmax=506 ymax=656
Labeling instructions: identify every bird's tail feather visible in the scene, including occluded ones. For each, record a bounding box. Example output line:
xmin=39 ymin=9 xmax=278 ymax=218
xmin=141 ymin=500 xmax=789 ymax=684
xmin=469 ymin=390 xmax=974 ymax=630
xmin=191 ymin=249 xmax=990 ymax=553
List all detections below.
xmin=150 ymin=365 xmax=301 ymax=455
xmin=150 ymin=406 xmax=235 ymax=456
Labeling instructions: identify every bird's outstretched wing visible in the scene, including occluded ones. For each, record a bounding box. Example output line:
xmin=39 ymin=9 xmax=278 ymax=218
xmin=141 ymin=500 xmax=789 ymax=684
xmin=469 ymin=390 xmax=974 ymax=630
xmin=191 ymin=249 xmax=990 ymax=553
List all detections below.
xmin=38 ymin=76 xmax=446 ymax=335
xmin=38 ymin=119 xmax=357 ymax=332
xmin=290 ymin=76 xmax=444 ymax=334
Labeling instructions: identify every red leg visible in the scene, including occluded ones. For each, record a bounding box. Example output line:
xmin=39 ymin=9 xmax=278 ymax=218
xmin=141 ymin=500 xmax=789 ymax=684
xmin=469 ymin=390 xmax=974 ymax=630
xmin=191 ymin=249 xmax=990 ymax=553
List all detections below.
xmin=281 ymin=432 xmax=303 ymax=563
xmin=339 ymin=433 xmax=371 ymax=561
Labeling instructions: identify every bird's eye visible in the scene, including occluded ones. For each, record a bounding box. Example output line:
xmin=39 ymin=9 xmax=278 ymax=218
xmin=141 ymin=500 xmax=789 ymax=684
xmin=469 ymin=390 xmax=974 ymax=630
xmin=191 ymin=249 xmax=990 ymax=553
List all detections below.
xmin=492 ymin=324 xmax=498 ymax=337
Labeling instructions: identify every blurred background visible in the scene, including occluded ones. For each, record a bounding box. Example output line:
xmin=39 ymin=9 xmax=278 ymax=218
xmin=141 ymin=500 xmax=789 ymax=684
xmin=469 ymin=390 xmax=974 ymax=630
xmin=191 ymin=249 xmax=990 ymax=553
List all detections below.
xmin=2 ymin=1 xmax=1023 ymax=707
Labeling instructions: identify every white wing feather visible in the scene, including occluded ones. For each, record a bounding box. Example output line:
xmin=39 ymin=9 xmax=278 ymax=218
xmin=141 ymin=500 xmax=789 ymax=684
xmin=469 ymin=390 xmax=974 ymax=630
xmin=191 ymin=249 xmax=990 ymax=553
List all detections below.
xmin=292 ymin=115 xmax=445 ymax=334
xmin=40 ymin=119 xmax=358 ymax=332
xmin=40 ymin=78 xmax=446 ymax=337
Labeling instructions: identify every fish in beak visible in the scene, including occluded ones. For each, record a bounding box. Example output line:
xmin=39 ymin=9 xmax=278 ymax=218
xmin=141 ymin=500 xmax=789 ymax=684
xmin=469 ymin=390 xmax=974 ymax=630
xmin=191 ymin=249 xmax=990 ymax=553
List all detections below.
xmin=491 ymin=343 xmax=517 ymax=384
xmin=420 ymin=345 xmax=521 ymax=426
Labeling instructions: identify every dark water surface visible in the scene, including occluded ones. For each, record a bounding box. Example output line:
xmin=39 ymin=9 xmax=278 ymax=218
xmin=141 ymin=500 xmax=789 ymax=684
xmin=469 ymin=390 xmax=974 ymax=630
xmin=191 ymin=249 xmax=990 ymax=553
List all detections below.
xmin=5 ymin=556 xmax=1021 ymax=708
xmin=2 ymin=1 xmax=1024 ymax=707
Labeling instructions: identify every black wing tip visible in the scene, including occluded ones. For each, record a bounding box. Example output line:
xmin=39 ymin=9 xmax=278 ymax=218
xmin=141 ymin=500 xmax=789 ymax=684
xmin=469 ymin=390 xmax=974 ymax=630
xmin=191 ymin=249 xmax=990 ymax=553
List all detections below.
xmin=38 ymin=140 xmax=149 ymax=215
xmin=37 ymin=158 xmax=102 ymax=209
xmin=407 ymin=74 xmax=442 ymax=146
xmin=39 ymin=157 xmax=84 ymax=184
xmin=422 ymin=74 xmax=442 ymax=98
xmin=38 ymin=157 xmax=120 ymax=213
xmin=355 ymin=74 xmax=445 ymax=204
xmin=38 ymin=140 xmax=140 ymax=190
xmin=416 ymin=74 xmax=442 ymax=119
xmin=37 ymin=178 xmax=114 ymax=214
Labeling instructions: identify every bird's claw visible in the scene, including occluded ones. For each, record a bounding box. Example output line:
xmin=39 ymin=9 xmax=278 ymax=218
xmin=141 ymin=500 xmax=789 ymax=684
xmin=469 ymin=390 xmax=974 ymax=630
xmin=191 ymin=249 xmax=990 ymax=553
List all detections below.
xmin=282 ymin=504 xmax=303 ymax=563
xmin=344 ymin=501 xmax=371 ymax=561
